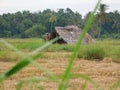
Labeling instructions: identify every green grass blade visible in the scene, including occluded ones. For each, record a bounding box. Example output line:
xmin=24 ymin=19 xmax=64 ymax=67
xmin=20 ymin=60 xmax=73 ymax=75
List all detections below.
xmin=4 ymin=55 xmax=41 ymax=77
xmin=58 ymin=0 xmax=101 ymax=90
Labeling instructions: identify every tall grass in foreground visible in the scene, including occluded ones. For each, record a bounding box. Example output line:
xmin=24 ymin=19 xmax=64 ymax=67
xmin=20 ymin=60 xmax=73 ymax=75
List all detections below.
xmin=0 ymin=0 xmax=120 ymax=90
xmin=58 ymin=0 xmax=101 ymax=89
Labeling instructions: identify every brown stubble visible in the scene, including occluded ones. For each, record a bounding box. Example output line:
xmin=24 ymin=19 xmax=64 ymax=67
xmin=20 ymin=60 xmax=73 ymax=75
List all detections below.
xmin=0 ymin=52 xmax=120 ymax=90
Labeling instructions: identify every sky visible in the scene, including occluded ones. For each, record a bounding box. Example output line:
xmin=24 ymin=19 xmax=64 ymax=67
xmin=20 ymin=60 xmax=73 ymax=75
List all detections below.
xmin=0 ymin=0 xmax=120 ymax=16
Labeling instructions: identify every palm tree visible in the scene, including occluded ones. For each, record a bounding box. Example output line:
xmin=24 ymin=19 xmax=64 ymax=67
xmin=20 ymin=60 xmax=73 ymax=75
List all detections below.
xmin=96 ymin=4 xmax=109 ymax=38
xmin=49 ymin=13 xmax=57 ymax=32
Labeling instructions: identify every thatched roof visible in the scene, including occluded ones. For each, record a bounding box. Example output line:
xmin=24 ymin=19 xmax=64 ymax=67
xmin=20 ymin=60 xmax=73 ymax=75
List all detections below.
xmin=55 ymin=25 xmax=95 ymax=44
xmin=43 ymin=25 xmax=95 ymax=44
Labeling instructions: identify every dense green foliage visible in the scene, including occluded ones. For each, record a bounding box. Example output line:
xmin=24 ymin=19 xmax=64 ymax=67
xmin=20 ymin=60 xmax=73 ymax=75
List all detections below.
xmin=0 ymin=7 xmax=120 ymax=39
xmin=0 ymin=8 xmax=82 ymax=38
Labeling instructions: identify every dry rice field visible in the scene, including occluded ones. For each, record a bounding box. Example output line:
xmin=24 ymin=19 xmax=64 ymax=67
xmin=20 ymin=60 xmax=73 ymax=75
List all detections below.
xmin=0 ymin=52 xmax=120 ymax=90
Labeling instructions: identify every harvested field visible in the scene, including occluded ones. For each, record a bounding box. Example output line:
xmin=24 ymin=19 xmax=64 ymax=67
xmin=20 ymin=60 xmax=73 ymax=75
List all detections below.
xmin=0 ymin=52 xmax=120 ymax=90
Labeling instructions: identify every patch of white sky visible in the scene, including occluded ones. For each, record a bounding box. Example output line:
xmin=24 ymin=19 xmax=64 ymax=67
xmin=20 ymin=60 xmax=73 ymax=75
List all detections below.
xmin=0 ymin=0 xmax=119 ymax=17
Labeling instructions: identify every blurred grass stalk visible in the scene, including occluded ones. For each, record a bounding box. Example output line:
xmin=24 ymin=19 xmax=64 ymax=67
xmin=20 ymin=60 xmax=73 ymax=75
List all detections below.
xmin=58 ymin=0 xmax=102 ymax=90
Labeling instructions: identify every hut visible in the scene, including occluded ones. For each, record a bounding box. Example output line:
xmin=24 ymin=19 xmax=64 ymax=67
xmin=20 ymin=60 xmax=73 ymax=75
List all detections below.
xmin=43 ymin=25 xmax=95 ymax=44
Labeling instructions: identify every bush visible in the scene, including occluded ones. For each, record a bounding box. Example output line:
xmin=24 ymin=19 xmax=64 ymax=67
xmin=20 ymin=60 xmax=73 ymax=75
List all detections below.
xmin=78 ymin=45 xmax=105 ymax=60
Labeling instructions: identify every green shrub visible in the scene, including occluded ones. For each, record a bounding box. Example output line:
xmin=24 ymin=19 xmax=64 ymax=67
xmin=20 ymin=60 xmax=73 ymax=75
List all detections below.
xmin=78 ymin=45 xmax=105 ymax=60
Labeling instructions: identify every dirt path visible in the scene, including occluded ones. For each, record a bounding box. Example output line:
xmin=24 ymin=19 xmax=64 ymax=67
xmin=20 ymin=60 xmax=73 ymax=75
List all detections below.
xmin=0 ymin=52 xmax=120 ymax=90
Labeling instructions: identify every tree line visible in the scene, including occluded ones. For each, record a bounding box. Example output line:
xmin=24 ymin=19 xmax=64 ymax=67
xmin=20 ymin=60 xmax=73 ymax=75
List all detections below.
xmin=0 ymin=4 xmax=120 ymax=39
